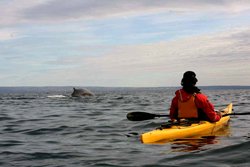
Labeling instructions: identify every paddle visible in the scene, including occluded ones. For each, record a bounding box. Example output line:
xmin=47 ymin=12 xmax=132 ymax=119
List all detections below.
xmin=223 ymin=112 xmax=250 ymax=117
xmin=126 ymin=111 xmax=250 ymax=121
xmin=126 ymin=112 xmax=169 ymax=121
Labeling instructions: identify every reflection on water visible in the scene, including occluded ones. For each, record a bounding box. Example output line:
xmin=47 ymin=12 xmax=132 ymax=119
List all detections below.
xmin=170 ymin=125 xmax=231 ymax=152
xmin=170 ymin=136 xmax=218 ymax=152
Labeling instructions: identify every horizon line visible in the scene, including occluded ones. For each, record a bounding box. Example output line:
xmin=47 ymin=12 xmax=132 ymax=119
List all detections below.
xmin=0 ymin=85 xmax=249 ymax=88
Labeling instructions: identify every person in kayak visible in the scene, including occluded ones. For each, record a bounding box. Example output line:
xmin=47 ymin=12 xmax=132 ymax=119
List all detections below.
xmin=170 ymin=71 xmax=222 ymax=122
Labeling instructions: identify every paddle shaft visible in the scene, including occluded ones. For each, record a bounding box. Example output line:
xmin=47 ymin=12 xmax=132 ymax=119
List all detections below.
xmin=153 ymin=114 xmax=169 ymax=117
xmin=153 ymin=113 xmax=250 ymax=118
xmin=127 ymin=111 xmax=250 ymax=121
xmin=223 ymin=112 xmax=250 ymax=117
xmin=126 ymin=112 xmax=169 ymax=121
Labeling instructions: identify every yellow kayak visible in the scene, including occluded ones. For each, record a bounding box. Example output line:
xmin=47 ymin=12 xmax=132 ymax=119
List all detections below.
xmin=141 ymin=103 xmax=233 ymax=144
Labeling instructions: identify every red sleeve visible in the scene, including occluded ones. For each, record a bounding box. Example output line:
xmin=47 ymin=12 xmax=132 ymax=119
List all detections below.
xmin=195 ymin=93 xmax=221 ymax=122
xmin=170 ymin=95 xmax=178 ymax=120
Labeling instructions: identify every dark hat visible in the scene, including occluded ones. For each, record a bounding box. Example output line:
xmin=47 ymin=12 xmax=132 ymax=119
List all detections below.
xmin=181 ymin=71 xmax=198 ymax=85
xmin=183 ymin=71 xmax=196 ymax=79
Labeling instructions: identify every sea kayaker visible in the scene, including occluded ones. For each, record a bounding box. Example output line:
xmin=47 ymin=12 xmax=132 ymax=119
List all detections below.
xmin=170 ymin=71 xmax=222 ymax=122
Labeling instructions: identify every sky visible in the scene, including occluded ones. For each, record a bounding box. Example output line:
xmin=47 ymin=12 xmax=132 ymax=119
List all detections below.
xmin=0 ymin=0 xmax=250 ymax=87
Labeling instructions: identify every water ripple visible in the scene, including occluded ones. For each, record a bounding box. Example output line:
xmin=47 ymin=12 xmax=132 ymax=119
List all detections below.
xmin=0 ymin=87 xmax=249 ymax=166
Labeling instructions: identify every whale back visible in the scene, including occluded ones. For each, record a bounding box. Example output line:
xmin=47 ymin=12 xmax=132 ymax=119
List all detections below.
xmin=71 ymin=88 xmax=94 ymax=97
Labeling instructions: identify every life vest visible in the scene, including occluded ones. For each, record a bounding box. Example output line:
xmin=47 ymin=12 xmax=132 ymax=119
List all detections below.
xmin=177 ymin=91 xmax=198 ymax=119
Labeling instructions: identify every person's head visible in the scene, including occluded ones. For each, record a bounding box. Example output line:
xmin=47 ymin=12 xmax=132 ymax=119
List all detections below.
xmin=181 ymin=71 xmax=198 ymax=86
xmin=181 ymin=71 xmax=200 ymax=93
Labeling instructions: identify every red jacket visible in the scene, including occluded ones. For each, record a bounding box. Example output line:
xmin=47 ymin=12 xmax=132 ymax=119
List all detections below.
xmin=170 ymin=89 xmax=221 ymax=122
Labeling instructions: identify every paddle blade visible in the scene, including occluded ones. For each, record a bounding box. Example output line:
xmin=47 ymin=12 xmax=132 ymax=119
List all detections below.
xmin=126 ymin=112 xmax=156 ymax=121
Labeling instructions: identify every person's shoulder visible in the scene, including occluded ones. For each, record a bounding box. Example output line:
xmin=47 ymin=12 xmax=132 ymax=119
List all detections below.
xmin=195 ymin=92 xmax=207 ymax=99
xmin=174 ymin=89 xmax=182 ymax=95
xmin=174 ymin=88 xmax=188 ymax=96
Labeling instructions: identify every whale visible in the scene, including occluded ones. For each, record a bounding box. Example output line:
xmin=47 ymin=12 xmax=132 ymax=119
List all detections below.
xmin=71 ymin=88 xmax=94 ymax=97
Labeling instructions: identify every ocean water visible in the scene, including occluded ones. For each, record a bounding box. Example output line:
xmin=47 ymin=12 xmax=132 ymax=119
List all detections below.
xmin=0 ymin=86 xmax=249 ymax=167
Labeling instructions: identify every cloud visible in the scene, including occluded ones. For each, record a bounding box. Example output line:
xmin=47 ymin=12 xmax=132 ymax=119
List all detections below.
xmin=19 ymin=27 xmax=249 ymax=87
xmin=1 ymin=0 xmax=250 ymax=86
xmin=2 ymin=0 xmax=250 ymax=26
xmin=0 ymin=0 xmax=50 ymax=26
xmin=25 ymin=0 xmax=250 ymax=20
xmin=0 ymin=29 xmax=17 ymax=40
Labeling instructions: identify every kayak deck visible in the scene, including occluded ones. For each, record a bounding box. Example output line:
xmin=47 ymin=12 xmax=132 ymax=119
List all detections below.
xmin=141 ymin=103 xmax=233 ymax=144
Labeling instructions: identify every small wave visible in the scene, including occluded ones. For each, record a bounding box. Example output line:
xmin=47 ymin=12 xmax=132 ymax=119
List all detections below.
xmin=0 ymin=151 xmax=81 ymax=160
xmin=0 ymin=140 xmax=23 ymax=147
xmin=0 ymin=116 xmax=14 ymax=121
xmin=24 ymin=126 xmax=72 ymax=135
xmin=160 ymin=141 xmax=250 ymax=166
xmin=47 ymin=95 xmax=66 ymax=98
xmin=8 ymin=97 xmax=37 ymax=100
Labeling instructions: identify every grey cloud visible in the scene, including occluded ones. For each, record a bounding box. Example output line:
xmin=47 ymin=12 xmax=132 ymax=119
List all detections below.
xmin=22 ymin=0 xmax=248 ymax=22
xmin=228 ymin=29 xmax=250 ymax=46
